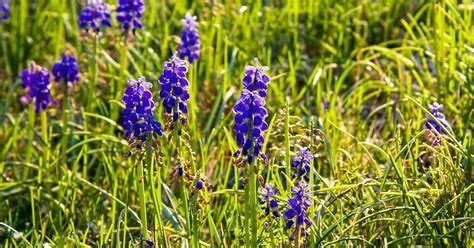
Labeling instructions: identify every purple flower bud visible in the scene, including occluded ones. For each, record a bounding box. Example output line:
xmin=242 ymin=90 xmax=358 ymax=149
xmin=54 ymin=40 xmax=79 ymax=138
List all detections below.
xmin=259 ymin=183 xmax=279 ymax=218
xmin=116 ymin=0 xmax=144 ymax=33
xmin=178 ymin=13 xmax=200 ymax=64
xmin=291 ymin=147 xmax=313 ymax=182
xmin=20 ymin=62 xmax=52 ymax=112
xmin=145 ymin=240 xmax=154 ymax=247
xmin=196 ymin=179 xmax=203 ymax=190
xmin=1 ymin=0 xmax=9 ymax=20
xmin=425 ymin=102 xmax=450 ymax=134
xmin=323 ymin=99 xmax=329 ymax=110
xmin=51 ymin=52 xmax=79 ymax=84
xmin=79 ymin=0 xmax=111 ymax=33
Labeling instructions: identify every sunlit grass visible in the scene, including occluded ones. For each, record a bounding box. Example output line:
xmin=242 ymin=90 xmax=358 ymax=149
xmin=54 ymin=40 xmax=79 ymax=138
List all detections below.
xmin=0 ymin=0 xmax=472 ymax=247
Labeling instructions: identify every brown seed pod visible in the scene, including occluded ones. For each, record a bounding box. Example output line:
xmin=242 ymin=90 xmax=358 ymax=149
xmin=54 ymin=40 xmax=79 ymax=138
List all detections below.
xmin=258 ymin=175 xmax=265 ymax=186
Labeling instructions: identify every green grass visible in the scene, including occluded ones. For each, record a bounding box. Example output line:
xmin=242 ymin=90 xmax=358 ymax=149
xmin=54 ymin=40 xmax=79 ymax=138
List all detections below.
xmin=0 ymin=0 xmax=473 ymax=247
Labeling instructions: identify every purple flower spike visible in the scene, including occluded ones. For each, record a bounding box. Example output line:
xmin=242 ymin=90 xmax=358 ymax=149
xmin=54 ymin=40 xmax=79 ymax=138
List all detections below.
xmin=116 ymin=0 xmax=144 ymax=33
xmin=52 ymin=53 xmax=79 ymax=84
xmin=158 ymin=52 xmax=190 ymax=125
xmin=260 ymin=183 xmax=279 ymax=218
xmin=79 ymin=0 xmax=111 ymax=33
xmin=283 ymin=181 xmax=314 ymax=242
xmin=291 ymin=147 xmax=313 ymax=182
xmin=122 ymin=77 xmax=162 ymax=150
xmin=233 ymin=58 xmax=270 ymax=164
xmin=425 ymin=102 xmax=450 ymax=134
xmin=178 ymin=13 xmax=200 ymax=64
xmin=20 ymin=62 xmax=52 ymax=112
xmin=1 ymin=0 xmax=9 ymax=20
xmin=243 ymin=58 xmax=270 ymax=98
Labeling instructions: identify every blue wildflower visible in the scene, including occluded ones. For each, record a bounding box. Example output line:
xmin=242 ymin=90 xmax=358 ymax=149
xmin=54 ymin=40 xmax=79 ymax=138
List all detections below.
xmin=177 ymin=167 xmax=184 ymax=177
xmin=260 ymin=183 xmax=279 ymax=218
xmin=291 ymin=147 xmax=313 ymax=182
xmin=233 ymin=58 xmax=270 ymax=164
xmin=122 ymin=77 xmax=163 ymax=150
xmin=283 ymin=181 xmax=313 ymax=241
xmin=322 ymin=99 xmax=329 ymax=110
xmin=20 ymin=62 xmax=52 ymax=112
xmin=242 ymin=58 xmax=270 ymax=97
xmin=178 ymin=13 xmax=200 ymax=64
xmin=0 ymin=0 xmax=9 ymax=20
xmin=79 ymin=0 xmax=111 ymax=33
xmin=116 ymin=0 xmax=144 ymax=33
xmin=158 ymin=53 xmax=190 ymax=125
xmin=425 ymin=102 xmax=450 ymax=133
xmin=196 ymin=179 xmax=203 ymax=190
xmin=51 ymin=53 xmax=79 ymax=84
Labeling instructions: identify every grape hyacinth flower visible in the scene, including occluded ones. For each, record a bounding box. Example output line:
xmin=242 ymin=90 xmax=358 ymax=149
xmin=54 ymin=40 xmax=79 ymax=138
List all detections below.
xmin=52 ymin=53 xmax=79 ymax=84
xmin=0 ymin=0 xmax=9 ymax=20
xmin=158 ymin=53 xmax=190 ymax=125
xmin=291 ymin=147 xmax=313 ymax=182
xmin=116 ymin=0 xmax=144 ymax=33
xmin=20 ymin=62 xmax=52 ymax=112
xmin=233 ymin=58 xmax=270 ymax=164
xmin=322 ymin=99 xmax=329 ymax=110
xmin=178 ymin=13 xmax=200 ymax=64
xmin=260 ymin=183 xmax=279 ymax=219
xmin=425 ymin=102 xmax=450 ymax=134
xmin=283 ymin=181 xmax=314 ymax=244
xmin=78 ymin=0 xmax=111 ymax=33
xmin=122 ymin=77 xmax=163 ymax=150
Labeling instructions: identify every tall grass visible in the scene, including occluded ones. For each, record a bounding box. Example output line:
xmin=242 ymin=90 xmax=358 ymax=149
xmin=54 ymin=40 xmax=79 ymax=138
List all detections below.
xmin=0 ymin=0 xmax=472 ymax=247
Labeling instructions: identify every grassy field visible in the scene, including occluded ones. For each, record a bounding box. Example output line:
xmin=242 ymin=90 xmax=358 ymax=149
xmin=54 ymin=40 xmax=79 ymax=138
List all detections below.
xmin=0 ymin=0 xmax=473 ymax=247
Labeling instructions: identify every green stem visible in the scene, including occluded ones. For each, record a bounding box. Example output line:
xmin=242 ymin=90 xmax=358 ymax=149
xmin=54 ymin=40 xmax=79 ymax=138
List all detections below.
xmin=39 ymin=110 xmax=48 ymax=184
xmin=61 ymin=81 xmax=68 ymax=165
xmin=249 ymin=161 xmax=258 ymax=248
xmin=138 ymin=159 xmax=149 ymax=241
xmin=191 ymin=193 xmax=199 ymax=248
xmin=294 ymin=226 xmax=300 ymax=248
xmin=175 ymin=133 xmax=192 ymax=243
xmin=284 ymin=101 xmax=290 ymax=176
xmin=25 ymin=103 xmax=35 ymax=163
xmin=269 ymin=224 xmax=276 ymax=247
xmin=244 ymin=171 xmax=250 ymax=247
xmin=148 ymin=154 xmax=165 ymax=245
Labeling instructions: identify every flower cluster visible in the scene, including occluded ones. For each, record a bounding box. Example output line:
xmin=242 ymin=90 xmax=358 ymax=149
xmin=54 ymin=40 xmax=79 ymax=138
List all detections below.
xmin=283 ymin=181 xmax=313 ymax=241
xmin=20 ymin=62 xmax=52 ymax=112
xmin=233 ymin=58 xmax=270 ymax=164
xmin=425 ymin=102 xmax=449 ymax=133
xmin=78 ymin=0 xmax=111 ymax=33
xmin=158 ymin=53 xmax=190 ymax=125
xmin=1 ymin=0 xmax=9 ymax=20
xmin=260 ymin=183 xmax=279 ymax=219
xmin=116 ymin=0 xmax=144 ymax=33
xmin=52 ymin=53 xmax=79 ymax=84
xmin=242 ymin=58 xmax=270 ymax=97
xmin=122 ymin=77 xmax=163 ymax=149
xmin=291 ymin=147 xmax=313 ymax=182
xmin=178 ymin=13 xmax=200 ymax=64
